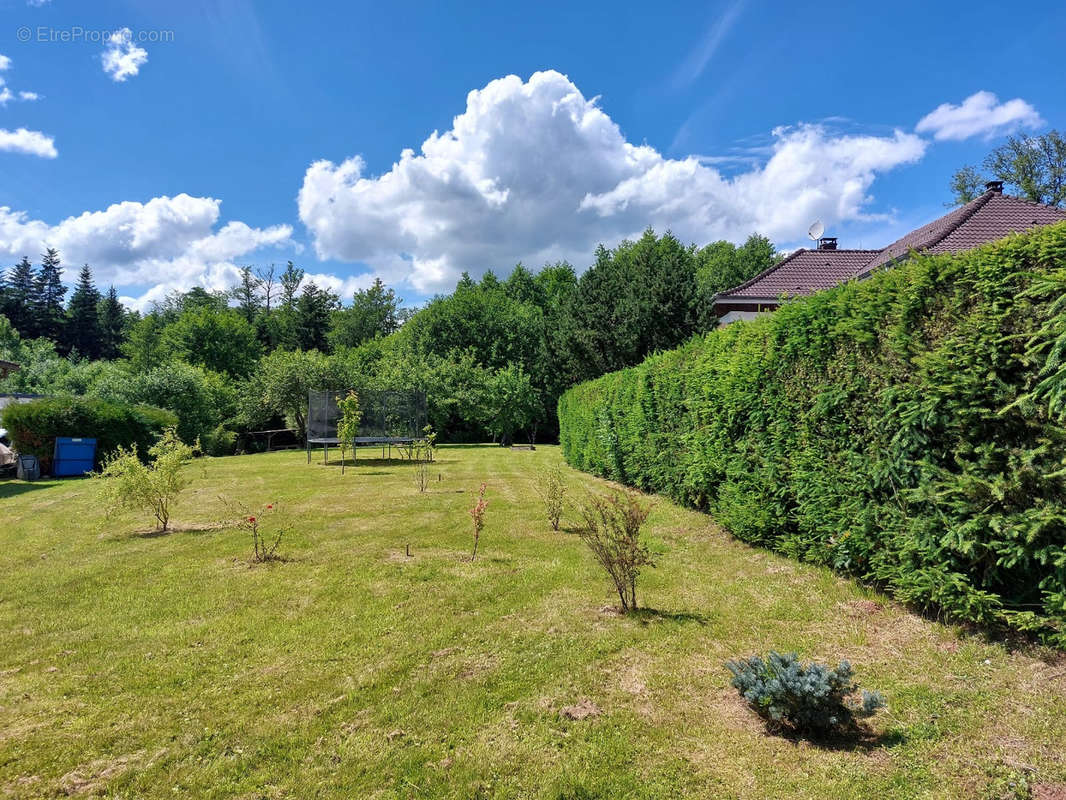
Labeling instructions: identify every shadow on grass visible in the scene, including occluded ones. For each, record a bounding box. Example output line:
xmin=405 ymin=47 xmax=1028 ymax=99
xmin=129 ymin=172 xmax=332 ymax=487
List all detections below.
xmin=0 ymin=480 xmax=62 ymax=499
xmin=767 ymin=723 xmax=907 ymax=753
xmin=315 ymin=457 xmax=452 ymax=469
xmin=627 ymin=607 xmax=709 ymax=626
xmin=128 ymin=522 xmax=226 ymax=539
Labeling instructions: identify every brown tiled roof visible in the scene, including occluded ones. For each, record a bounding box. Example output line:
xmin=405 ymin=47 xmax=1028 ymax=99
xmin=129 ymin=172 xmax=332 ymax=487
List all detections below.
xmin=714 ymin=189 xmax=1066 ymax=308
xmin=717 ymin=248 xmax=879 ymax=299
xmin=862 ymin=191 xmax=1066 ymax=273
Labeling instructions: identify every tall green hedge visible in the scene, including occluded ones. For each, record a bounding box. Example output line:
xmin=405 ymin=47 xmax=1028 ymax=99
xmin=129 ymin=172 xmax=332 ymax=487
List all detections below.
xmin=1 ymin=396 xmax=177 ymax=473
xmin=559 ymin=222 xmax=1066 ymax=645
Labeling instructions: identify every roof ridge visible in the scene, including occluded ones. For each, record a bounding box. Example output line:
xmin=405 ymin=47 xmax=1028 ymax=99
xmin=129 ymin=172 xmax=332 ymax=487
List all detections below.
xmin=715 ymin=247 xmax=880 ymax=300
xmin=862 ymin=190 xmax=994 ymax=273
xmin=999 ymin=192 xmax=1066 ymax=211
xmin=714 ymin=248 xmax=808 ymax=299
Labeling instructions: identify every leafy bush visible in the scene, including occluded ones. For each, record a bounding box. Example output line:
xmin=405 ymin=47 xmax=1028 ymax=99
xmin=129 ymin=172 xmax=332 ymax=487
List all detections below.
xmin=576 ymin=489 xmax=653 ymax=612
xmin=535 ymin=465 xmax=567 ymax=531
xmin=725 ymin=651 xmax=884 ymax=735
xmin=95 ymin=429 xmax=199 ymax=532
xmin=0 ymin=395 xmax=177 ymax=473
xmin=559 ymin=222 xmax=1066 ymax=645
xmin=89 ymin=361 xmax=237 ymax=447
xmin=201 ymin=423 xmax=237 ymax=457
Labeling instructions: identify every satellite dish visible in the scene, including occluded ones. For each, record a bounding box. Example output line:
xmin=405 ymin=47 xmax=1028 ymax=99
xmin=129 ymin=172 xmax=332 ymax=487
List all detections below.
xmin=807 ymin=220 xmax=824 ymax=241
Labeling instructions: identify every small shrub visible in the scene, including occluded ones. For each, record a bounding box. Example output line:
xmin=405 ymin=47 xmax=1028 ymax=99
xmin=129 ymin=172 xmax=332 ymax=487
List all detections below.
xmin=336 ymin=390 xmax=362 ymax=474
xmin=415 ymin=458 xmax=429 ymax=493
xmin=576 ymin=489 xmax=653 ymax=612
xmin=725 ymin=651 xmax=885 ymax=735
xmin=415 ymin=424 xmax=436 ymax=492
xmin=95 ymin=428 xmax=199 ymax=532
xmin=535 ymin=465 xmax=567 ymax=531
xmin=201 ymin=423 xmax=237 ymax=457
xmin=225 ymin=499 xmax=291 ymax=562
xmin=469 ymin=482 xmax=487 ymax=560
xmin=421 ymin=424 xmax=437 ymax=462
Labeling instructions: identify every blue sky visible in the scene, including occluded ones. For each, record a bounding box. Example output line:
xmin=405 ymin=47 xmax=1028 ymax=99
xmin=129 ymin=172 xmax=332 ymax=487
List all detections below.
xmin=0 ymin=0 xmax=1063 ymax=309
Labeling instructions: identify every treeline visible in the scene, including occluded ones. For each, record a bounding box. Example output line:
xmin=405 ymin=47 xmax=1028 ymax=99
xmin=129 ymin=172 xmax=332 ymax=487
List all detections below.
xmin=559 ymin=222 xmax=1066 ymax=644
xmin=0 ymin=230 xmax=777 ymax=447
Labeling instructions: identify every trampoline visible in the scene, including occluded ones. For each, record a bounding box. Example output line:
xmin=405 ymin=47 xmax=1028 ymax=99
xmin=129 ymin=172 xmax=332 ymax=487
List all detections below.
xmin=306 ymin=389 xmax=427 ymax=464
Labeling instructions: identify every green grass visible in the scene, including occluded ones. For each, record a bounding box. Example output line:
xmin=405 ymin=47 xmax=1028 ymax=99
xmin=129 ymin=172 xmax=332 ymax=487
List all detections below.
xmin=1 ymin=445 xmax=1064 ymax=799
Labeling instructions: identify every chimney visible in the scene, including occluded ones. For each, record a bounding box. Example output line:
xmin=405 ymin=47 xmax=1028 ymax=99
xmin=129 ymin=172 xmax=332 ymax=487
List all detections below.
xmin=817 ymin=237 xmax=837 ymax=250
xmin=985 ymin=180 xmax=1004 ymax=194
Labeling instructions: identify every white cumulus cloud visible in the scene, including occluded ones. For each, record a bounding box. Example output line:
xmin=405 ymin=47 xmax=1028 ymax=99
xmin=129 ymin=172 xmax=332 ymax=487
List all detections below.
xmin=0 ymin=54 xmax=11 ymax=71
xmin=298 ymin=70 xmax=926 ymax=292
xmin=0 ymin=127 xmax=57 ymax=158
xmin=19 ymin=91 xmax=39 ymax=101
xmin=101 ymin=28 xmax=148 ymax=82
xmin=0 ymin=194 xmax=292 ymax=309
xmin=915 ymin=91 xmax=1043 ymax=141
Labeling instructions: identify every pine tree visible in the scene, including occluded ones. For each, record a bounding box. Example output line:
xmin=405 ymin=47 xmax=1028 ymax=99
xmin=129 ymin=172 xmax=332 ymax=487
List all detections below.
xmin=294 ymin=282 xmax=338 ymax=352
xmin=230 ymin=265 xmax=263 ymax=323
xmin=279 ymin=261 xmax=304 ymax=309
xmin=1 ymin=257 xmax=40 ymax=338
xmin=65 ymin=264 xmax=104 ymax=358
xmin=35 ymin=248 xmax=67 ymax=342
xmin=98 ymin=286 xmax=126 ymax=360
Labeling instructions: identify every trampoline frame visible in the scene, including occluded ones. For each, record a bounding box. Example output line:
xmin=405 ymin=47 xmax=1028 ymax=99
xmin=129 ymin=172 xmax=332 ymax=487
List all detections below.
xmin=305 ymin=389 xmax=427 ymax=465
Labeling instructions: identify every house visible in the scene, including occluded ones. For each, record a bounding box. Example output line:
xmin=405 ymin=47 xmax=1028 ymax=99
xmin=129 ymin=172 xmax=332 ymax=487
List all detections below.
xmin=713 ymin=182 xmax=1066 ymax=324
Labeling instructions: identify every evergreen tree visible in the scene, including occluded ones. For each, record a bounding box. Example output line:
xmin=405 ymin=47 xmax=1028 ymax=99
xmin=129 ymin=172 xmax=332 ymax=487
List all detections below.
xmin=0 ymin=257 xmax=39 ymax=338
xmin=454 ymin=271 xmax=477 ymax=293
xmin=98 ymin=285 xmax=127 ymax=360
xmin=294 ymin=282 xmax=339 ymax=352
xmin=503 ymin=263 xmax=543 ymax=306
xmin=328 ymin=277 xmax=404 ymax=349
xmin=65 ymin=264 xmax=104 ymax=358
xmin=279 ymin=261 xmax=304 ymax=308
xmin=35 ymin=248 xmax=67 ymax=341
xmin=230 ymin=265 xmax=263 ymax=323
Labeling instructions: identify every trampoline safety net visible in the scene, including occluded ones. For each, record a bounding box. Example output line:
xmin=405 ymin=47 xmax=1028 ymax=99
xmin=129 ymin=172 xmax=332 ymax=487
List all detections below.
xmin=307 ymin=389 xmax=427 ymax=444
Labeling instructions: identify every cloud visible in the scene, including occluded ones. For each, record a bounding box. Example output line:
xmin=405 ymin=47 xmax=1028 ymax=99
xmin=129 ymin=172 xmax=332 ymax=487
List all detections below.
xmin=0 ymin=54 xmax=39 ymax=104
xmin=0 ymin=88 xmax=39 ymax=107
xmin=298 ymin=70 xmax=926 ymax=292
xmin=671 ymin=0 xmax=746 ymax=89
xmin=26 ymin=0 xmax=52 ymax=6
xmin=0 ymin=128 xmax=57 ymax=158
xmin=0 ymin=194 xmax=292 ymax=309
xmin=101 ymin=28 xmax=148 ymax=82
xmin=915 ymin=91 xmax=1043 ymax=141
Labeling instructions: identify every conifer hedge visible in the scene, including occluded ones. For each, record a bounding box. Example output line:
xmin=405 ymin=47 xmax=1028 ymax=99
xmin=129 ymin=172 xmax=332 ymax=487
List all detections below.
xmin=559 ymin=223 xmax=1066 ymax=645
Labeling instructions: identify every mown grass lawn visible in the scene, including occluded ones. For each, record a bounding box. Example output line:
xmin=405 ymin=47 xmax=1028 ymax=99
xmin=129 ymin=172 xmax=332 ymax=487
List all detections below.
xmin=1 ymin=445 xmax=1064 ymax=799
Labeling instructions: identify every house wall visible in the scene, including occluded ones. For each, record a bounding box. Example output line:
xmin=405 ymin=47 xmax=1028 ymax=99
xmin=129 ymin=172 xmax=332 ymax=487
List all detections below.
xmin=718 ymin=309 xmax=769 ymax=325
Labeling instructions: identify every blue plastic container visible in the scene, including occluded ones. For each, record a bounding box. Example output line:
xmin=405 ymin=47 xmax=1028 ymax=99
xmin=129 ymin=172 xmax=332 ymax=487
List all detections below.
xmin=53 ymin=437 xmax=97 ymax=477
